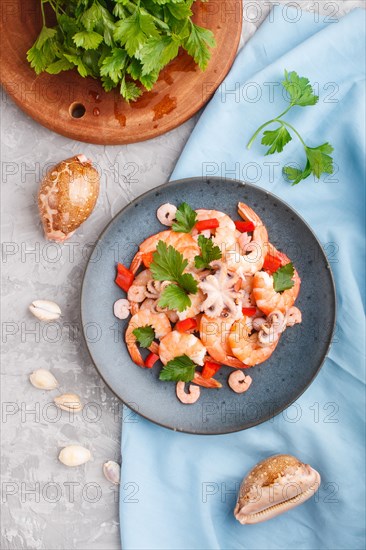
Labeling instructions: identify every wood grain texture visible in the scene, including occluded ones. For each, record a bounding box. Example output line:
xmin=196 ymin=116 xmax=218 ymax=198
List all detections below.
xmin=0 ymin=0 xmax=242 ymax=145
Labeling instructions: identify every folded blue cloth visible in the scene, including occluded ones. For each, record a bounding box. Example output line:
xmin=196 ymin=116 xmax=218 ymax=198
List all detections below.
xmin=120 ymin=7 xmax=365 ymax=549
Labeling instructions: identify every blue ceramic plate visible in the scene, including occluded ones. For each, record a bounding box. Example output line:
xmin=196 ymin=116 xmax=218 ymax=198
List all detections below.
xmin=81 ymin=177 xmax=336 ymax=434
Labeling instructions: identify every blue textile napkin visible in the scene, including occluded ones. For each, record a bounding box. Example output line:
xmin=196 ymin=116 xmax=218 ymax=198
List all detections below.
xmin=120 ymin=7 xmax=365 ymax=549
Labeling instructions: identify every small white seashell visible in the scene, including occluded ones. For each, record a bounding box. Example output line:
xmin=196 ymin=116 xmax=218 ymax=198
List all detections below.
xmin=30 ymin=369 xmax=58 ymax=390
xmin=29 ymin=300 xmax=61 ymax=321
xmin=59 ymin=445 xmax=91 ymax=467
xmin=103 ymin=461 xmax=121 ymax=485
xmin=113 ymin=299 xmax=131 ymax=320
xmin=54 ymin=393 xmax=83 ymax=412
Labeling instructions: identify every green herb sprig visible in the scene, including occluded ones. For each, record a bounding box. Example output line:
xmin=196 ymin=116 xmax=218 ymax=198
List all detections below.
xmin=247 ymin=70 xmax=334 ymax=185
xmin=172 ymin=202 xmax=197 ymax=233
xmin=159 ymin=355 xmax=196 ymax=382
xmin=194 ymin=235 xmax=222 ymax=269
xmin=273 ymin=262 xmax=295 ymax=293
xmin=132 ymin=325 xmax=155 ymax=348
xmin=150 ymin=241 xmax=198 ymax=312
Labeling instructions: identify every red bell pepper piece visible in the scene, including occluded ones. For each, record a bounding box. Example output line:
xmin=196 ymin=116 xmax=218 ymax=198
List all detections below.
xmin=234 ymin=221 xmax=255 ymax=232
xmin=201 ymin=361 xmax=222 ymax=379
xmin=142 ymin=251 xmax=154 ymax=268
xmin=262 ymin=254 xmax=282 ymax=274
xmin=175 ymin=318 xmax=198 ymax=333
xmin=242 ymin=307 xmax=257 ymax=317
xmin=144 ymin=352 xmax=160 ymax=369
xmin=195 ymin=218 xmax=219 ymax=232
xmin=115 ymin=263 xmax=134 ymax=292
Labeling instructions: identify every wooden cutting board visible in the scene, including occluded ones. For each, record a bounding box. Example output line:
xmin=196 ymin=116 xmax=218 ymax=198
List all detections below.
xmin=0 ymin=1 xmax=242 ymax=145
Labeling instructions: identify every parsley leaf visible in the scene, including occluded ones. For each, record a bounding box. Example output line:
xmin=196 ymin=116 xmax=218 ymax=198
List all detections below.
xmin=120 ymin=76 xmax=142 ymax=102
xmin=159 ymin=355 xmax=196 ymax=382
xmin=194 ymin=235 xmax=222 ymax=269
xmin=26 ymin=26 xmax=57 ymax=74
xmin=150 ymin=241 xmax=188 ymax=282
xmin=64 ymin=54 xmax=90 ymax=77
xmin=36 ymin=26 xmax=57 ymax=49
xmin=283 ymin=164 xmax=311 ymax=186
xmin=283 ymin=143 xmax=334 ymax=185
xmin=132 ymin=325 xmax=155 ymax=348
xmin=184 ymin=23 xmax=216 ymax=71
xmin=282 ymin=69 xmax=319 ymax=107
xmin=158 ymin=284 xmax=192 ymax=312
xmin=73 ymin=31 xmax=104 ymax=50
xmin=114 ymin=9 xmax=159 ymax=57
xmin=45 ymin=57 xmax=75 ymax=74
xmin=273 ymin=263 xmax=295 ymax=293
xmin=247 ymin=69 xmax=334 ymax=185
xmin=139 ymin=35 xmax=180 ymax=75
xmin=150 ymin=241 xmax=198 ymax=311
xmin=179 ymin=273 xmax=199 ymax=294
xmin=100 ymin=48 xmax=128 ymax=83
xmin=261 ymin=126 xmax=292 ymax=155
xmin=172 ymin=202 xmax=197 ymax=233
xmin=304 ymin=143 xmax=334 ymax=179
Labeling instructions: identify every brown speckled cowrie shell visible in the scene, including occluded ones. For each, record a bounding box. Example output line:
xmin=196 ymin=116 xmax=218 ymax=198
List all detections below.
xmin=234 ymin=454 xmax=321 ymax=524
xmin=38 ymin=154 xmax=99 ymax=242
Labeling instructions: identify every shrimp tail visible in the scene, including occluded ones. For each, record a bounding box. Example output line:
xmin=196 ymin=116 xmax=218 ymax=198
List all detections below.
xmin=193 ymin=372 xmax=222 ymax=388
xmin=206 ymin=347 xmax=248 ymax=369
xmin=130 ymin=252 xmax=142 ymax=274
xmin=223 ymin=356 xmax=250 ymax=369
xmin=130 ymin=302 xmax=140 ymax=315
xmin=149 ymin=341 xmax=159 ymax=355
xmin=127 ymin=342 xmax=145 ymax=367
xmin=238 ymin=203 xmax=264 ymax=227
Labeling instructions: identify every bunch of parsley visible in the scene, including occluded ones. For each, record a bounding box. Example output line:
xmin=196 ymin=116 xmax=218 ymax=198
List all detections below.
xmin=27 ymin=0 xmax=216 ymax=102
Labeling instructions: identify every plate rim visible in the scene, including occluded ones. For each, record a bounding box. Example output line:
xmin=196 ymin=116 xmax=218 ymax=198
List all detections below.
xmin=80 ymin=176 xmax=337 ymax=435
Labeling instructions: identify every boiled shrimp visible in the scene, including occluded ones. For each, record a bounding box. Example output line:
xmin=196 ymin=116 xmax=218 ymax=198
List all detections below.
xmin=130 ymin=230 xmax=199 ymax=273
xmin=140 ymin=297 xmax=179 ymax=324
xmin=228 ymin=371 xmax=252 ymax=393
xmin=127 ymin=269 xmax=153 ymax=302
xmin=225 ymin=202 xmax=269 ymax=274
xmin=285 ymin=306 xmax=302 ymax=326
xmin=159 ymin=331 xmax=207 ymax=366
xmin=176 ymin=381 xmax=200 ymax=404
xmin=125 ymin=310 xmax=171 ymax=367
xmin=195 ymin=209 xmax=237 ymax=249
xmin=176 ymin=290 xmax=204 ymax=321
xmin=200 ymin=314 xmax=246 ymax=368
xmin=157 ymin=204 xmax=177 ymax=226
xmin=228 ymin=316 xmax=278 ymax=366
xmin=252 ymin=250 xmax=301 ymax=316
xmin=238 ymin=202 xmax=266 ymax=226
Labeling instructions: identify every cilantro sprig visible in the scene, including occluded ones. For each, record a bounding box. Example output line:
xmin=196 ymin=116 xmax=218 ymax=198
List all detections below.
xmin=27 ymin=1 xmax=216 ymax=102
xmin=172 ymin=203 xmax=197 ymax=233
xmin=247 ymin=70 xmax=334 ymax=185
xmin=150 ymin=241 xmax=198 ymax=312
xmin=132 ymin=325 xmax=155 ymax=348
xmin=159 ymin=355 xmax=196 ymax=382
xmin=273 ymin=262 xmax=295 ymax=293
xmin=194 ymin=235 xmax=222 ymax=269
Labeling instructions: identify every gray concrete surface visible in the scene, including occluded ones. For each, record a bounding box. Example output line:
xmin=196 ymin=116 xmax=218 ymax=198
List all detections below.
xmin=1 ymin=1 xmax=363 ymax=548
